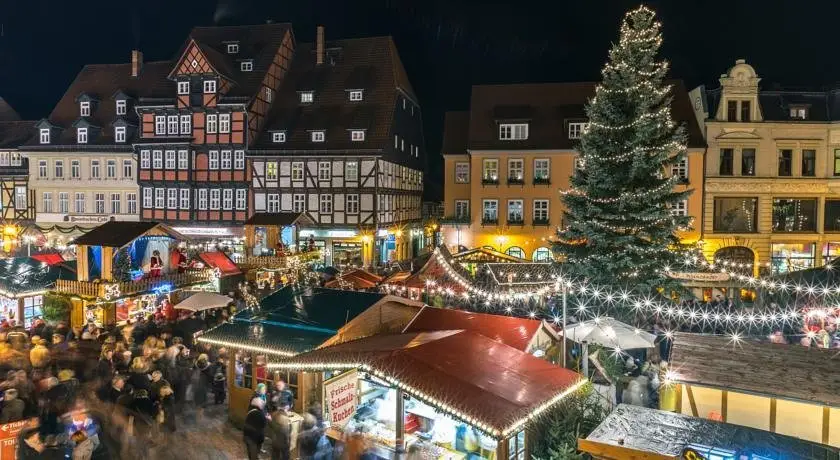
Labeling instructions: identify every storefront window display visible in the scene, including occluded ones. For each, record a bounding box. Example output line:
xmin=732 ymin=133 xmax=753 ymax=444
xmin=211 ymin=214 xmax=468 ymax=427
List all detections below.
xmin=333 ymin=242 xmax=363 ymax=269
xmin=115 ymin=293 xmax=163 ymax=324
xmin=823 ymin=242 xmax=840 ymax=263
xmin=23 ymin=295 xmax=42 ymax=328
xmin=771 ymin=242 xmax=815 ymax=274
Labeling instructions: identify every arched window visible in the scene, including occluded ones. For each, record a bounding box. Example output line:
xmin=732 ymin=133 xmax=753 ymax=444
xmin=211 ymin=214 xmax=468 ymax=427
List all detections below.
xmin=505 ymin=246 xmax=525 ymax=259
xmin=533 ymin=247 xmax=552 ymax=262
xmin=714 ymin=246 xmax=755 ymax=275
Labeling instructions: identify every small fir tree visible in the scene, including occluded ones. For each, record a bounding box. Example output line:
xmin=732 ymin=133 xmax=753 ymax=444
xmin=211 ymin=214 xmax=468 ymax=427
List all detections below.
xmin=556 ymin=6 xmax=690 ymax=292
xmin=113 ymin=247 xmax=132 ymax=282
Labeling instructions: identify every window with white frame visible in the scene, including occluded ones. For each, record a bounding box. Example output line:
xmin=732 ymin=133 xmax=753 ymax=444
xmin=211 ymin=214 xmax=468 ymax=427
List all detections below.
xmin=94 ymin=193 xmax=105 ymax=214
xmin=670 ymin=199 xmax=688 ymax=217
xmin=292 ymin=194 xmax=305 ymax=212
xmin=221 ymin=150 xmax=232 ymax=169
xmin=236 ymin=189 xmax=246 ymax=210
xmin=234 ymin=150 xmax=245 ymax=169
xmin=311 ymin=131 xmax=325 ymax=143
xmin=58 ymin=192 xmax=69 ymax=213
xmin=222 ymin=189 xmax=233 ymax=210
xmin=77 ymin=128 xmax=88 ymax=144
xmin=209 ymin=189 xmax=220 ymax=210
xmin=8 ymin=152 xmax=19 ymax=167
xmin=165 ymin=150 xmax=176 ymax=169
xmin=267 ymin=194 xmax=280 ymax=212
xmin=177 ymin=81 xmax=190 ymax=95
xmin=143 ymin=188 xmax=153 ymax=209
xmin=349 ymin=90 xmax=363 ymax=102
xmin=70 ymin=160 xmax=80 ymax=179
xmin=54 ymin=160 xmax=63 ymax=178
xmin=153 ymin=150 xmax=163 ymax=169
xmin=227 ymin=43 xmax=239 ymax=53
xmin=39 ymin=129 xmax=50 ymax=144
xmin=534 ymin=159 xmax=550 ymax=182
xmin=155 ymin=116 xmax=166 ymax=135
xmin=116 ymin=99 xmax=126 ymax=115
xmin=179 ymin=189 xmax=190 ymax=209
xmin=219 ymin=114 xmax=231 ymax=133
xmin=508 ymin=159 xmax=524 ymax=182
xmin=533 ymin=199 xmax=549 ymax=222
xmin=507 ymin=431 xmax=525 ymax=460
xmin=240 ymin=60 xmax=253 ymax=72
xmin=12 ymin=186 xmax=25 ymax=210
xmin=123 ymin=159 xmax=133 ymax=178
xmin=38 ymin=160 xmax=47 ymax=178
xmin=454 ymin=162 xmax=470 ymax=184
xmin=507 ymin=199 xmax=524 ymax=223
xmin=154 ymin=188 xmax=165 ymax=209
xmin=346 ymin=194 xmax=359 ymax=213
xmin=272 ymin=132 xmax=286 ymax=143
xmin=206 ymin=114 xmax=218 ymax=133
xmin=110 ymin=193 xmax=121 ymax=214
xmin=42 ymin=192 xmax=52 ymax=213
xmin=265 ymin=87 xmax=273 ymax=103
xmin=300 ymin=91 xmax=314 ymax=103
xmin=127 ymin=193 xmax=137 ymax=214
xmin=482 ymin=199 xmax=499 ymax=222
xmin=80 ymin=101 xmax=90 ymax=117
xmin=318 ymin=161 xmax=330 ymax=180
xmin=671 ymin=156 xmax=688 ymax=181
xmin=345 ymin=161 xmax=358 ymax=181
xmin=499 ymin=123 xmax=528 ymax=140
xmin=106 ymin=159 xmax=117 ymax=178
xmin=167 ymin=188 xmax=177 ymax=209
xmin=204 ymin=80 xmax=217 ymax=94
xmin=568 ymin=122 xmax=588 ymax=139
xmin=90 ymin=159 xmax=100 ymax=178
xmin=167 ymin=115 xmax=178 ymax=135
xmin=482 ymin=159 xmax=499 ymax=182
xmin=319 ymin=194 xmax=332 ymax=213
xmin=140 ymin=150 xmax=150 ymax=168
xmin=267 ymin=162 xmax=278 ymax=180
xmin=180 ymin=114 xmax=191 ymax=134
xmin=209 ymin=150 xmax=219 ymax=169
xmin=455 ymin=200 xmax=469 ymax=218
xmin=351 ymin=130 xmax=365 ymax=142
xmin=178 ymin=150 xmax=188 ymax=170
xmin=197 ymin=189 xmax=208 ymax=210
xmin=115 ymin=126 xmax=126 ymax=143
xmin=75 ymin=192 xmax=86 ymax=213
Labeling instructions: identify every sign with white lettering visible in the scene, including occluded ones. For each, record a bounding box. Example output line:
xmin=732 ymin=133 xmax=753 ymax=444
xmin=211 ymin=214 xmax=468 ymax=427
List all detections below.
xmin=0 ymin=418 xmax=36 ymax=459
xmin=172 ymin=227 xmax=234 ymax=236
xmin=66 ymin=215 xmax=111 ymax=224
xmin=668 ymin=272 xmax=730 ymax=283
xmin=323 ymin=370 xmax=358 ymax=429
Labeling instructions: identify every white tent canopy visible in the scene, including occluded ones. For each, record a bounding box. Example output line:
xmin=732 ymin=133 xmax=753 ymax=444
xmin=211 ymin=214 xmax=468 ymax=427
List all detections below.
xmin=173 ymin=292 xmax=233 ymax=312
xmin=561 ymin=317 xmax=656 ymax=351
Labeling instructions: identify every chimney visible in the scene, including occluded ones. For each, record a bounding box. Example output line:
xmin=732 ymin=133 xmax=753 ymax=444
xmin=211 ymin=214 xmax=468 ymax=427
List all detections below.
xmin=316 ymin=25 xmax=325 ymax=66
xmin=131 ymin=50 xmax=144 ymax=77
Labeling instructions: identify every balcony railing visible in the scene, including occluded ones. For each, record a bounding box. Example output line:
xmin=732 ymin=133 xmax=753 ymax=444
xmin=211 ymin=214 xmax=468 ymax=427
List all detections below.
xmin=55 ymin=269 xmax=216 ymax=299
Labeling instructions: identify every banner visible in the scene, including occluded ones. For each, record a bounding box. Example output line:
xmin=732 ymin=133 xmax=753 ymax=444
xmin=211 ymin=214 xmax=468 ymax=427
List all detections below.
xmin=0 ymin=419 xmax=37 ymax=460
xmin=323 ymin=370 xmax=358 ymax=429
xmin=668 ymin=271 xmax=730 ymax=283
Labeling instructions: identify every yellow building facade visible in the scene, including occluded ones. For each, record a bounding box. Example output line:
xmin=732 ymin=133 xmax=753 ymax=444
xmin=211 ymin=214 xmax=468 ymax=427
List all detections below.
xmin=441 ymin=82 xmax=706 ymax=261
xmin=701 ymin=60 xmax=840 ymax=274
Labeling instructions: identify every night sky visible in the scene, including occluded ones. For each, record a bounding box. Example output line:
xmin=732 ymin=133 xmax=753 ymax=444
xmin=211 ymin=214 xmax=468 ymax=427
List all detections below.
xmin=2 ymin=0 xmax=839 ymax=199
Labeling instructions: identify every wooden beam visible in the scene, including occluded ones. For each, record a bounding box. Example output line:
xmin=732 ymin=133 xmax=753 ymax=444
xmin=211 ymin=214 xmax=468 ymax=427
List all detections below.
xmin=675 ymin=384 xmax=683 ymax=414
xmin=769 ymin=398 xmax=777 ymax=433
xmin=578 ymin=439 xmax=676 ymax=460
xmin=721 ymin=390 xmax=728 ymax=422
xmin=686 ymin=385 xmax=699 ymax=417
xmin=823 ymin=406 xmax=831 ymax=445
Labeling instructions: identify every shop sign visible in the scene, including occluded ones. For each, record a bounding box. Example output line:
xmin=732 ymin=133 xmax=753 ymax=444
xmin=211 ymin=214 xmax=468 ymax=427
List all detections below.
xmin=0 ymin=418 xmax=36 ymax=459
xmin=66 ymin=215 xmax=111 ymax=224
xmin=172 ymin=227 xmax=234 ymax=236
xmin=323 ymin=370 xmax=358 ymax=429
xmin=299 ymin=229 xmax=358 ymax=239
xmin=668 ymin=272 xmax=730 ymax=283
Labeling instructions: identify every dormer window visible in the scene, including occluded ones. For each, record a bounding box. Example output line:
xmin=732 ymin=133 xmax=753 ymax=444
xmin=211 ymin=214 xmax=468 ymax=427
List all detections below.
xmin=300 ymin=91 xmax=314 ymax=104
xmin=39 ymin=129 xmax=50 ymax=144
xmin=115 ymin=126 xmax=126 ymax=143
xmin=177 ymin=81 xmax=190 ymax=95
xmin=568 ymin=122 xmax=589 ymax=139
xmin=272 ymin=132 xmax=286 ymax=143
xmin=311 ymin=131 xmax=325 ymax=143
xmin=499 ymin=123 xmax=529 ymax=140
xmin=80 ymin=101 xmax=91 ymax=117
xmin=240 ymin=60 xmax=253 ymax=72
xmin=790 ymin=106 xmax=809 ymax=120
xmin=351 ymin=130 xmax=365 ymax=142
xmin=116 ymin=100 xmax=126 ymax=115
xmin=77 ymin=127 xmax=88 ymax=144
xmin=226 ymin=43 xmax=239 ymax=54
xmin=349 ymin=90 xmax=363 ymax=102
xmin=204 ymin=80 xmax=217 ymax=94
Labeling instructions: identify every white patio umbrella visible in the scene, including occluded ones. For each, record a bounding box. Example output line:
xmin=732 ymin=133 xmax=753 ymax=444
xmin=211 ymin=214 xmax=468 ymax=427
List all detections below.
xmin=561 ymin=317 xmax=656 ymax=351
xmin=173 ymin=292 xmax=233 ymax=312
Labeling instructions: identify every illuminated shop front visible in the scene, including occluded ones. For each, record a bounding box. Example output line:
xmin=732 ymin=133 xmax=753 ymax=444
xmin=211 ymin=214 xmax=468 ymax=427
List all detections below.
xmin=770 ymin=242 xmax=815 ymax=274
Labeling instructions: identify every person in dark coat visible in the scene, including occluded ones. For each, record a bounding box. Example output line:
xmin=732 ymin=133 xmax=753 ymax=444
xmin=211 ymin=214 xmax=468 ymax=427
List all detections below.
xmin=297 ymin=413 xmax=331 ymax=460
xmin=149 ymin=370 xmax=169 ymax=403
xmin=97 ymin=375 xmax=126 ymax=405
xmin=17 ymin=428 xmax=62 ymax=460
xmin=156 ymin=384 xmax=177 ymax=437
xmin=267 ymin=409 xmax=291 ymax=460
xmin=129 ymin=389 xmax=155 ymax=442
xmin=126 ymin=358 xmax=151 ymax=393
xmin=0 ymin=388 xmax=24 ymax=422
xmin=243 ymin=397 xmax=267 ymax=460
xmin=212 ymin=370 xmax=226 ymax=404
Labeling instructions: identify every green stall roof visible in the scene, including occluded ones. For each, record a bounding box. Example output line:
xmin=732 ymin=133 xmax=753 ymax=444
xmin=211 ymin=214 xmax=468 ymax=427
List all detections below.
xmin=197 ymin=321 xmax=332 ymax=357
xmin=0 ymin=257 xmax=76 ymax=297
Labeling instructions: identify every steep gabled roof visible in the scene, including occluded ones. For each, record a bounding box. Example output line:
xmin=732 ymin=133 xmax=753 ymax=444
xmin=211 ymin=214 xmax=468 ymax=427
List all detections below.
xmin=71 ymin=221 xmax=185 ymax=248
xmin=0 ymin=121 xmax=35 ymax=149
xmin=0 ymin=98 xmax=21 ymax=122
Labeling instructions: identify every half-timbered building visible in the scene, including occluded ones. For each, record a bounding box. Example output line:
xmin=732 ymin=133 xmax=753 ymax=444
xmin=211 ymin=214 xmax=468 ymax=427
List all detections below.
xmin=134 ymin=23 xmax=294 ymax=241
xmin=19 ymin=57 xmax=167 ymax=246
xmin=249 ymin=28 xmax=426 ymax=267
xmin=0 ymin=98 xmax=36 ymax=227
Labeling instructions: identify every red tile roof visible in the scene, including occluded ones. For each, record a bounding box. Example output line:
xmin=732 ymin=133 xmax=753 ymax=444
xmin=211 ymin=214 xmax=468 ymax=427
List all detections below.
xmin=405 ymin=307 xmax=543 ymax=352
xmin=199 ymin=251 xmax=241 ymax=276
xmin=30 ymin=253 xmax=66 ymax=266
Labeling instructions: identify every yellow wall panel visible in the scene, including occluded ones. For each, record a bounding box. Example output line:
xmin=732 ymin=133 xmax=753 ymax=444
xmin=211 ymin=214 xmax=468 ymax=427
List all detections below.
xmin=727 ymin=391 xmax=770 ymax=432
xmin=775 ymin=399 xmax=823 ymax=444
xmin=681 ymin=385 xmax=721 ymax=420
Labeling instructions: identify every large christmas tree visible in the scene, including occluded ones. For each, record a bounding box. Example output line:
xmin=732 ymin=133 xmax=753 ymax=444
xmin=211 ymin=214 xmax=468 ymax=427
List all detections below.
xmin=556 ymin=6 xmax=690 ymax=292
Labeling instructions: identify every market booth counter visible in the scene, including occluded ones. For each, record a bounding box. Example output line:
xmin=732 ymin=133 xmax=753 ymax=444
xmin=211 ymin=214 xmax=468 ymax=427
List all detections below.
xmin=269 ymin=329 xmax=585 ymax=459
xmin=580 ymin=404 xmax=840 ymax=460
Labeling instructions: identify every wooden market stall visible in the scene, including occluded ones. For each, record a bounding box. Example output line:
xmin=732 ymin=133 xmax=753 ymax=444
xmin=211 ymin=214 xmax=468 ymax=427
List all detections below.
xmin=243 ymin=212 xmax=313 ymax=256
xmin=324 ymin=268 xmax=383 ymax=290
xmin=269 ymin=329 xmax=584 ymax=460
xmin=579 ymin=404 xmax=840 ymax=460
xmin=664 ymin=332 xmax=840 ymax=447
xmin=0 ymin=256 xmax=76 ymax=328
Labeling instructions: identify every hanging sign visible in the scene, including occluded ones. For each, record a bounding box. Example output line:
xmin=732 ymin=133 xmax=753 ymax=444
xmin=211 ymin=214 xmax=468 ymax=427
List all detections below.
xmin=323 ymin=369 xmax=358 ymax=429
xmin=668 ymin=272 xmax=730 ymax=283
xmin=0 ymin=418 xmax=37 ymax=459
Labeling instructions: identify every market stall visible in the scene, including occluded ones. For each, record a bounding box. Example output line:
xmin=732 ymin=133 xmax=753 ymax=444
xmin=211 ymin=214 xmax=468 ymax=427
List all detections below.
xmin=172 ymin=292 xmax=232 ymax=312
xmin=269 ymin=329 xmax=584 ymax=459
xmin=0 ymin=256 xmax=76 ymax=327
xmin=579 ymin=404 xmax=840 ymax=460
